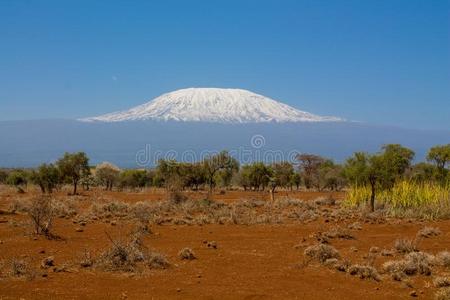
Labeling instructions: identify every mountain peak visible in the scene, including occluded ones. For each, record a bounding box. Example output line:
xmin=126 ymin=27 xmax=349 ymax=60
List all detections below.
xmin=80 ymin=88 xmax=343 ymax=123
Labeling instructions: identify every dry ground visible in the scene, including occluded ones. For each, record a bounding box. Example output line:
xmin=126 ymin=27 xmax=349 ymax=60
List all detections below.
xmin=0 ymin=186 xmax=449 ymax=299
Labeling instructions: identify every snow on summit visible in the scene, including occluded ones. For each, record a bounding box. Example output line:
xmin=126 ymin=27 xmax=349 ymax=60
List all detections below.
xmin=81 ymin=88 xmax=343 ymax=123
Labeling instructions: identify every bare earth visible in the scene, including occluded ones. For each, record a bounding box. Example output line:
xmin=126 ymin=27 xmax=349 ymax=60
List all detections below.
xmin=0 ymin=187 xmax=449 ymax=299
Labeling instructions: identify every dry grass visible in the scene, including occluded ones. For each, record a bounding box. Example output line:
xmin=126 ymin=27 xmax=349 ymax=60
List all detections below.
xmin=383 ymin=251 xmax=434 ymax=278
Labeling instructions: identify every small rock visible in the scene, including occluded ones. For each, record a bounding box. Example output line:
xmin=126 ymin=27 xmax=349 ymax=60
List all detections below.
xmin=111 ymin=220 xmax=117 ymax=226
xmin=39 ymin=249 xmax=46 ymax=254
xmin=410 ymin=291 xmax=418 ymax=297
xmin=41 ymin=256 xmax=55 ymax=268
xmin=176 ymin=288 xmax=181 ymax=292
xmin=207 ymin=241 xmax=217 ymax=249
xmin=75 ymin=227 xmax=84 ymax=232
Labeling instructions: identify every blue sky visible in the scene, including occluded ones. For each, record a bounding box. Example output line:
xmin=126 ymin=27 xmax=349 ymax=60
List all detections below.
xmin=0 ymin=0 xmax=449 ymax=130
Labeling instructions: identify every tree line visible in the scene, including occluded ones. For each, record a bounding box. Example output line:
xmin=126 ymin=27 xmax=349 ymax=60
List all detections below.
xmin=0 ymin=144 xmax=449 ymax=201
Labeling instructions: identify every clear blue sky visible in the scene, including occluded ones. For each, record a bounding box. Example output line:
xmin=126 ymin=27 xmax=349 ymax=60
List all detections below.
xmin=0 ymin=0 xmax=449 ymax=130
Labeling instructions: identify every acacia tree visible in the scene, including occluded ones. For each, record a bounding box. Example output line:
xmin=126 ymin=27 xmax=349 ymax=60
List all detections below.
xmin=427 ymin=144 xmax=450 ymax=184
xmin=57 ymin=152 xmax=90 ymax=195
xmin=296 ymin=154 xmax=325 ymax=190
xmin=95 ymin=162 xmax=121 ymax=190
xmin=202 ymin=151 xmax=239 ymax=194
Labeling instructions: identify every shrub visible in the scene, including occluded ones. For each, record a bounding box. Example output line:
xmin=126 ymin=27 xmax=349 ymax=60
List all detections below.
xmin=417 ymin=226 xmax=441 ymax=238
xmin=436 ymin=251 xmax=450 ymax=268
xmin=179 ymin=248 xmax=196 ymax=260
xmin=304 ymin=244 xmax=340 ymax=263
xmin=28 ymin=196 xmax=55 ymax=237
xmin=394 ymin=238 xmax=418 ymax=253
xmin=434 ymin=276 xmax=450 ymax=288
xmin=348 ymin=264 xmax=381 ymax=281
xmin=97 ymin=233 xmax=169 ymax=272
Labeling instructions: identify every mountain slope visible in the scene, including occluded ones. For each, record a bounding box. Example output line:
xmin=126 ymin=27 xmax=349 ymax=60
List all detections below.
xmin=81 ymin=88 xmax=342 ymax=123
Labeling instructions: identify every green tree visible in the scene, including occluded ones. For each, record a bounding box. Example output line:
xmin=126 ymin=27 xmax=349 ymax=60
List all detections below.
xmin=119 ymin=169 xmax=151 ymax=189
xmin=6 ymin=169 xmax=29 ymax=193
xmin=427 ymin=144 xmax=450 ymax=183
xmin=56 ymin=152 xmax=90 ymax=195
xmin=268 ymin=162 xmax=294 ymax=200
xmin=31 ymin=164 xmax=60 ymax=193
xmin=344 ymin=152 xmax=385 ymax=212
xmin=95 ymin=162 xmax=121 ymax=190
xmin=0 ymin=169 xmax=8 ymax=184
xmin=380 ymin=144 xmax=415 ymax=188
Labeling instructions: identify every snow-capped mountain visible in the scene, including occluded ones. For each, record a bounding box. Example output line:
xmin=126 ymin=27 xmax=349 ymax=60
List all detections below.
xmin=81 ymin=88 xmax=343 ymax=123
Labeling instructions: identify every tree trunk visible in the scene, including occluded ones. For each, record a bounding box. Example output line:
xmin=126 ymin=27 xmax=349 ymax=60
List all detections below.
xmin=370 ymin=181 xmax=376 ymax=212
xmin=73 ymin=180 xmax=77 ymax=195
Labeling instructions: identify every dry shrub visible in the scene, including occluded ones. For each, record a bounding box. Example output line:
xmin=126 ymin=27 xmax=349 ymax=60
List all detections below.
xmin=80 ymin=249 xmax=93 ymax=268
xmin=52 ymin=198 xmax=78 ymax=218
xmin=434 ymin=276 xmax=450 ymax=288
xmin=28 ymin=196 xmax=55 ymax=237
xmin=179 ymin=248 xmax=196 ymax=260
xmin=324 ymin=227 xmax=355 ymax=240
xmin=348 ymin=264 xmax=381 ymax=281
xmin=304 ymin=244 xmax=340 ymax=263
xmin=8 ymin=198 xmax=31 ymax=213
xmin=383 ymin=251 xmax=434 ymax=277
xmin=8 ymin=258 xmax=36 ymax=280
xmin=436 ymin=251 xmax=450 ymax=268
xmin=168 ymin=191 xmax=187 ymax=205
xmin=417 ymin=226 xmax=441 ymax=238
xmin=91 ymin=200 xmax=130 ymax=219
xmin=435 ymin=287 xmax=450 ymax=300
xmin=314 ymin=196 xmax=336 ymax=206
xmin=96 ymin=233 xmax=168 ymax=272
xmin=394 ymin=238 xmax=418 ymax=253
xmin=347 ymin=222 xmax=362 ymax=230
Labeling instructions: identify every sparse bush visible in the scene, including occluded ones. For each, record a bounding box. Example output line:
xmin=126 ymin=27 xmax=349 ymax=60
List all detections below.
xmin=394 ymin=238 xmax=418 ymax=253
xmin=436 ymin=251 xmax=450 ymax=268
xmin=383 ymin=251 xmax=434 ymax=277
xmin=28 ymin=196 xmax=55 ymax=237
xmin=8 ymin=258 xmax=36 ymax=280
xmin=179 ymin=248 xmax=196 ymax=260
xmin=304 ymin=243 xmax=340 ymax=263
xmin=348 ymin=264 xmax=381 ymax=281
xmin=96 ymin=233 xmax=168 ymax=272
xmin=417 ymin=226 xmax=441 ymax=238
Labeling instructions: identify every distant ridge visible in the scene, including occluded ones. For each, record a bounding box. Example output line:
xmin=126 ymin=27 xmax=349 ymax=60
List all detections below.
xmin=80 ymin=88 xmax=343 ymax=123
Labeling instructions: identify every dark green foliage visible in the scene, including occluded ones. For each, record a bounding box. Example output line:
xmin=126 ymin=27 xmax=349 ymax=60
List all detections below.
xmin=30 ymin=164 xmax=60 ymax=193
xmin=118 ymin=169 xmax=151 ymax=189
xmin=427 ymin=144 xmax=450 ymax=184
xmin=56 ymin=152 xmax=90 ymax=195
xmin=6 ymin=170 xmax=29 ymax=192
